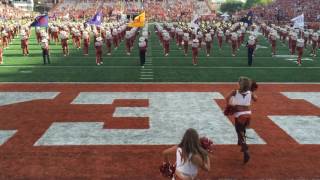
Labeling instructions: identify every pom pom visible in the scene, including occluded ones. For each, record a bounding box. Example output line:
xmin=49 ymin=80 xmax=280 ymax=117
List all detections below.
xmin=159 ymin=162 xmax=176 ymax=178
xmin=251 ymin=80 xmax=258 ymax=92
xmin=200 ymin=137 xmax=214 ymax=153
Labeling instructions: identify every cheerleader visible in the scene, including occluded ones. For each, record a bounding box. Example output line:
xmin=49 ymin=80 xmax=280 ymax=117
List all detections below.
xmin=162 ymin=128 xmax=210 ymax=180
xmin=225 ymin=77 xmax=258 ymax=164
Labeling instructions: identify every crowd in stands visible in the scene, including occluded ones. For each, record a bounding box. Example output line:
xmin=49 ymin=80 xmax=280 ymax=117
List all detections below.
xmin=236 ymin=0 xmax=320 ymax=28
xmin=49 ymin=0 xmax=213 ymax=22
xmin=0 ymin=3 xmax=33 ymax=20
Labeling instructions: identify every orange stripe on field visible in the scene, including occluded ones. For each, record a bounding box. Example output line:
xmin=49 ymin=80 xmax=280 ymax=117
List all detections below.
xmin=0 ymin=83 xmax=319 ymax=179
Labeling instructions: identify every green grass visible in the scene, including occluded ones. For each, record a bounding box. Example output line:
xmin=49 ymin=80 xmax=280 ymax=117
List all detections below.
xmin=1 ymin=25 xmax=320 ymax=82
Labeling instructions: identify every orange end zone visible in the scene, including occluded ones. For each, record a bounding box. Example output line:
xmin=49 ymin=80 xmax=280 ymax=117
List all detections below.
xmin=0 ymin=83 xmax=319 ymax=179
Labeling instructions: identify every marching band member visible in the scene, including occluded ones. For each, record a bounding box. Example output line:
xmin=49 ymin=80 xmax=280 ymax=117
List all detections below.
xmin=210 ymin=29 xmax=215 ymax=42
xmin=139 ymin=38 xmax=147 ymax=68
xmin=125 ymin=31 xmax=132 ymax=55
xmin=225 ymin=30 xmax=231 ymax=43
xmin=0 ymin=39 xmax=3 ymax=64
xmin=303 ymin=31 xmax=309 ymax=47
xmin=2 ymin=31 xmax=8 ymax=49
xmin=237 ymin=30 xmax=242 ymax=51
xmin=36 ymin=27 xmax=41 ymax=44
xmin=112 ymin=29 xmax=119 ymax=49
xmin=170 ymin=26 xmax=175 ymax=40
xmin=92 ymin=27 xmax=98 ymax=44
xmin=231 ymin=32 xmax=238 ymax=56
xmin=183 ymin=33 xmax=189 ymax=56
xmin=247 ymin=36 xmax=256 ymax=66
xmin=60 ymin=30 xmax=69 ymax=56
xmin=282 ymin=28 xmax=288 ymax=43
xmin=291 ymin=33 xmax=297 ymax=55
xmin=82 ymin=31 xmax=90 ymax=56
xmin=20 ymin=31 xmax=29 ymax=56
xmin=205 ymin=33 xmax=212 ymax=56
xmin=71 ymin=27 xmax=77 ymax=47
xmin=142 ymin=30 xmax=149 ymax=47
xmin=217 ymin=30 xmax=223 ymax=50
xmin=270 ymin=32 xmax=277 ymax=56
xmin=311 ymin=33 xmax=319 ymax=57
xmin=177 ymin=28 xmax=184 ymax=49
xmin=106 ymin=31 xmax=113 ymax=55
xmin=52 ymin=26 xmax=59 ymax=45
xmin=74 ymin=30 xmax=81 ymax=49
xmin=41 ymin=39 xmax=50 ymax=65
xmin=95 ymin=36 xmax=103 ymax=65
xmin=296 ymin=39 xmax=304 ymax=66
xmin=197 ymin=31 xmax=203 ymax=47
xmin=288 ymin=30 xmax=293 ymax=51
xmin=163 ymin=33 xmax=170 ymax=56
xmin=192 ymin=39 xmax=200 ymax=66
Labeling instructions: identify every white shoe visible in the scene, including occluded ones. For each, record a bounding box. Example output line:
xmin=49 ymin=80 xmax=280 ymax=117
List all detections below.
xmin=100 ymin=62 xmax=103 ymax=64
xmin=107 ymin=53 xmax=111 ymax=56
xmin=97 ymin=63 xmax=100 ymax=66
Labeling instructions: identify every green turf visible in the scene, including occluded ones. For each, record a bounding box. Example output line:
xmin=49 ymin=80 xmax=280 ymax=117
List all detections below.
xmin=1 ymin=25 xmax=319 ymax=82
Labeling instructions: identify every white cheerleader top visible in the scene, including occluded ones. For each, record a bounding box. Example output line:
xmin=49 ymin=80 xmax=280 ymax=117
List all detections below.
xmin=176 ymin=148 xmax=198 ymax=177
xmin=230 ymin=90 xmax=252 ymax=106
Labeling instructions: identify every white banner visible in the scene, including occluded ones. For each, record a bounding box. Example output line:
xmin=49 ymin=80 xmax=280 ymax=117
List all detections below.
xmin=291 ymin=14 xmax=304 ymax=28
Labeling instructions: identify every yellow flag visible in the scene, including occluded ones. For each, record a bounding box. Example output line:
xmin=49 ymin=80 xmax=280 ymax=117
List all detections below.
xmin=128 ymin=12 xmax=145 ymax=28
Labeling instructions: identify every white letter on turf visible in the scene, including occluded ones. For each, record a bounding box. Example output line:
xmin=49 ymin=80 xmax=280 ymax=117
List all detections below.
xmin=35 ymin=92 xmax=265 ymax=145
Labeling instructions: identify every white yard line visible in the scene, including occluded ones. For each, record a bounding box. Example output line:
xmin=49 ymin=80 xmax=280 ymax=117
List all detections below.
xmin=1 ymin=82 xmax=320 ymax=84
xmin=1 ymin=65 xmax=319 ymax=69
